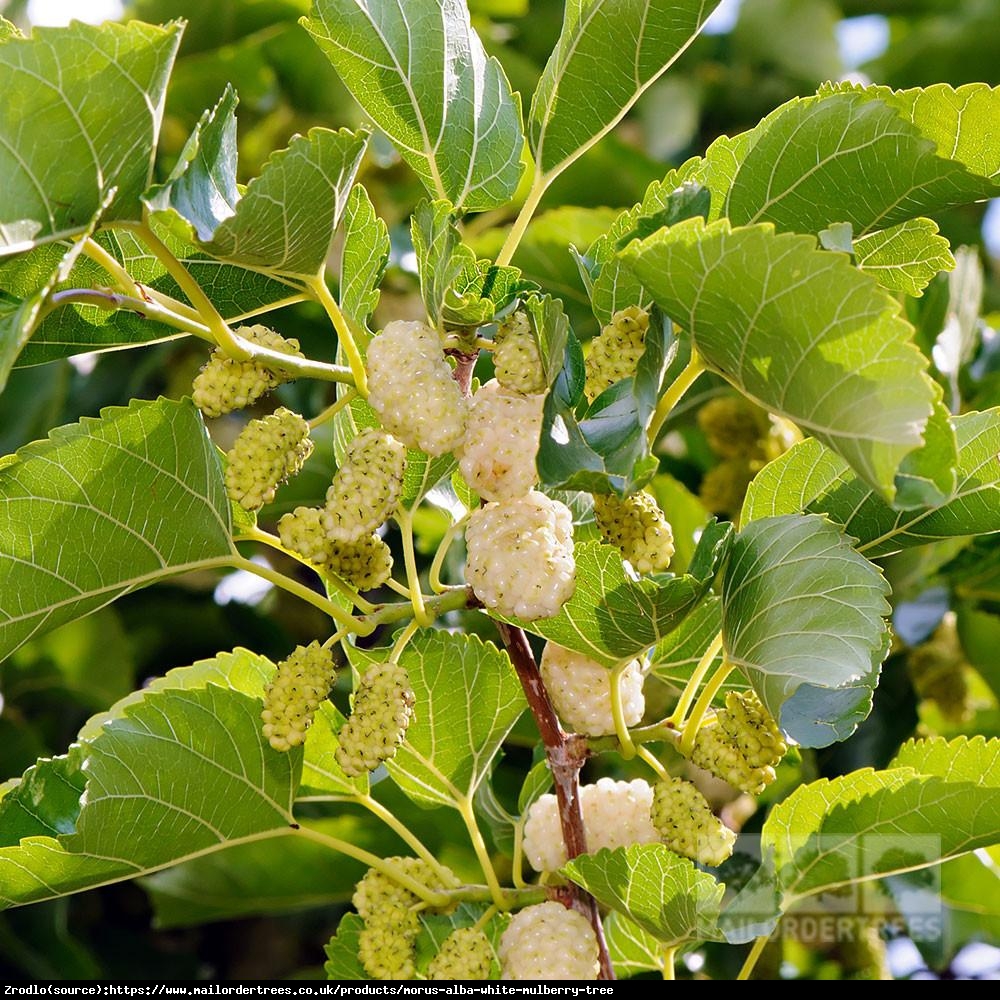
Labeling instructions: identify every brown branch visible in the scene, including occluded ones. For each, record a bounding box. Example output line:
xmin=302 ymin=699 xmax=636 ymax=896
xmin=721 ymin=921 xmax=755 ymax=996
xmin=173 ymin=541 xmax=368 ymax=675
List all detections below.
xmin=448 ymin=349 xmax=479 ymax=396
xmin=496 ymin=622 xmax=615 ymax=980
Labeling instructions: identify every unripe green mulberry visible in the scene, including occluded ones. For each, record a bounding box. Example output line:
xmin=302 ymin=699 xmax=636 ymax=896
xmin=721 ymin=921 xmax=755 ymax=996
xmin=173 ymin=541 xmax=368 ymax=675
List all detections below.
xmin=584 ymin=305 xmax=649 ymax=402
xmin=651 ymin=776 xmax=736 ymax=867
xmin=539 ymin=642 xmax=644 ymax=737
xmin=689 ymin=723 xmax=776 ymax=795
xmin=908 ymin=616 xmax=973 ymax=723
xmin=718 ymin=690 xmax=786 ymax=770
xmin=323 ymin=429 xmax=406 ymax=543
xmin=192 ymin=325 xmax=303 ymax=417
xmin=427 ymin=928 xmax=493 ymax=980
xmin=493 ymin=311 xmax=545 ymax=394
xmin=277 ymin=505 xmax=330 ymax=564
xmin=224 ymin=407 xmax=312 ymax=511
xmin=592 ymin=491 xmax=674 ymax=574
xmin=261 ymin=642 xmax=337 ymax=751
xmin=458 ymin=379 xmax=544 ymax=501
xmin=697 ymin=396 xmax=770 ymax=459
xmin=698 ymin=457 xmax=757 ymax=517
xmin=465 ymin=491 xmax=576 ymax=620
xmin=499 ymin=902 xmax=599 ymax=980
xmin=366 ymin=320 xmax=468 ymax=456
xmin=325 ymin=534 xmax=394 ymax=591
xmin=336 ymin=661 xmax=415 ymax=777
xmin=358 ymin=924 xmax=417 ymax=980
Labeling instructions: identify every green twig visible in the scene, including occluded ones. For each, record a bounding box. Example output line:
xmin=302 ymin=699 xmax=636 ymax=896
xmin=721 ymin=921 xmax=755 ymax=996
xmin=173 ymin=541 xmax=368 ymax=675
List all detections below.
xmin=669 ymin=631 xmax=724 ymax=728
xmin=648 ymin=353 xmax=706 ymax=444
xmin=679 ymin=659 xmax=737 ymax=756
xmin=308 ymin=389 xmax=357 ymax=431
xmin=738 ymin=934 xmax=771 ymax=980
xmin=395 ymin=507 xmax=432 ymax=627
xmin=496 ymin=174 xmax=549 ymax=267
xmin=307 ymin=274 xmax=369 ymax=396
xmin=457 ymin=796 xmax=507 ymax=910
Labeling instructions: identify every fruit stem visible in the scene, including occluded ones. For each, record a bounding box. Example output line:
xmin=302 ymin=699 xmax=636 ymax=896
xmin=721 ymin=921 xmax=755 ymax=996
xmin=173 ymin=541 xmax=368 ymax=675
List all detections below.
xmin=395 ymin=507 xmax=433 ymax=627
xmin=230 ymin=554 xmax=369 ymax=635
xmin=610 ymin=658 xmax=637 ymax=759
xmin=496 ymin=622 xmax=615 ymax=980
xmin=738 ymin=934 xmax=771 ymax=980
xmin=429 ymin=513 xmax=470 ymax=594
xmin=648 ymin=352 xmax=706 ymax=444
xmin=134 ymin=217 xmax=250 ymax=360
xmin=635 ymin=744 xmax=670 ymax=783
xmin=457 ymin=796 xmax=507 ymax=910
xmin=308 ymin=389 xmax=357 ymax=431
xmin=355 ymin=792 xmax=454 ymax=884
xmin=669 ymin=630 xmax=723 ymax=728
xmin=307 ymin=274 xmax=369 ymax=397
xmin=679 ymin=658 xmax=737 ymax=756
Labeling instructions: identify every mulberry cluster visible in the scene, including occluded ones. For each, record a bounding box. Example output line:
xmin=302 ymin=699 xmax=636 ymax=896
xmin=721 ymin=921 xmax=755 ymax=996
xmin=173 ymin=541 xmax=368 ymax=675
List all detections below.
xmin=336 ymin=661 xmax=415 ymax=777
xmin=522 ymin=778 xmax=660 ymax=872
xmin=366 ymin=320 xmax=468 ymax=456
xmin=465 ymin=491 xmax=576 ymax=620
xmin=688 ymin=691 xmax=786 ymax=794
xmin=192 ymin=325 xmax=303 ymax=417
xmin=650 ymin=776 xmax=736 ymax=867
xmin=493 ymin=311 xmax=545 ymax=394
xmin=592 ymin=491 xmax=674 ymax=575
xmin=323 ymin=428 xmax=406 ymax=543
xmin=458 ymin=379 xmax=544 ymax=502
xmin=908 ymin=616 xmax=973 ymax=723
xmin=278 ymin=506 xmax=394 ymax=591
xmin=260 ymin=642 xmax=337 ymax=751
xmin=353 ymin=858 xmax=456 ymax=980
xmin=499 ymin=902 xmax=599 ymax=981
xmin=427 ymin=928 xmax=493 ymax=980
xmin=224 ymin=407 xmax=312 ymax=511
xmin=539 ymin=643 xmax=644 ymax=737
xmin=697 ymin=395 xmax=802 ymax=517
xmin=584 ymin=305 xmax=649 ymax=402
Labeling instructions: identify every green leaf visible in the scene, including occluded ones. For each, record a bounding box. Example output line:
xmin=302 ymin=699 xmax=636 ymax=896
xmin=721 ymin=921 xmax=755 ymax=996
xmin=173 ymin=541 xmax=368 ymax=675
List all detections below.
xmin=579 ymin=174 xmax=710 ymax=324
xmin=141 ymin=815 xmax=386 ymax=927
xmin=339 ymin=184 xmax=389 ymax=345
xmin=298 ymin=703 xmax=370 ymax=799
xmin=772 ymin=737 xmax=1000 ymax=912
xmin=528 ymin=0 xmax=721 ymax=176
xmin=521 ymin=293 xmax=569 ymax=389
xmin=324 ymin=913 xmax=371 ymax=980
xmin=304 ymin=0 xmax=524 ymax=211
xmin=704 ymin=83 xmax=1000 ymax=236
xmin=649 ymin=595 xmax=726 ymax=691
xmin=562 ymin=845 xmax=723 ymax=946
xmin=195 ymin=128 xmax=369 ymax=278
xmin=742 ymin=409 xmax=1000 ymax=558
xmin=349 ymin=631 xmax=526 ymax=809
xmin=854 ymin=219 xmax=955 ymax=297
xmin=0 ymin=17 xmax=22 ymax=40
xmin=622 ymin=218 xmax=942 ymax=505
xmin=0 ymin=651 xmax=301 ymax=911
xmin=144 ymin=86 xmax=241 ymax=243
xmin=411 ymin=200 xmax=475 ymax=328
xmin=721 ymin=514 xmax=891 ymax=748
xmin=604 ymin=912 xmax=667 ymax=978
xmin=0 ymin=398 xmax=233 ymax=662
xmin=495 ymin=523 xmax=732 ymax=667
xmin=537 ymin=312 xmax=674 ymax=495
xmin=0 ymin=21 xmax=182 ymax=254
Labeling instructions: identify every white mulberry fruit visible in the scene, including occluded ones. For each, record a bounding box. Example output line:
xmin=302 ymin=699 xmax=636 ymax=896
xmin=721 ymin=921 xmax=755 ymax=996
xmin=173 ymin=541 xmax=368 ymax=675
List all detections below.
xmin=323 ymin=428 xmax=406 ymax=543
xmin=592 ymin=491 xmax=674 ymax=574
xmin=689 ymin=723 xmax=776 ymax=795
xmin=465 ymin=491 xmax=575 ymax=620
xmin=718 ymin=690 xmax=787 ymax=771
xmin=336 ymin=661 xmax=415 ymax=777
xmin=650 ymin=776 xmax=736 ymax=867
xmin=192 ymin=325 xmax=303 ymax=417
xmin=427 ymin=928 xmax=493 ymax=980
xmin=499 ymin=902 xmax=599 ymax=980
xmin=584 ymin=305 xmax=649 ymax=402
xmin=522 ymin=778 xmax=660 ymax=872
xmin=539 ymin=643 xmax=644 ymax=737
xmin=493 ymin=311 xmax=545 ymax=394
xmin=224 ymin=407 xmax=312 ymax=512
xmin=458 ymin=379 xmax=544 ymax=501
xmin=366 ymin=320 xmax=468 ymax=456
xmin=278 ymin=505 xmax=330 ymax=564
xmin=697 ymin=396 xmax=769 ymax=459
xmin=261 ymin=642 xmax=337 ymax=751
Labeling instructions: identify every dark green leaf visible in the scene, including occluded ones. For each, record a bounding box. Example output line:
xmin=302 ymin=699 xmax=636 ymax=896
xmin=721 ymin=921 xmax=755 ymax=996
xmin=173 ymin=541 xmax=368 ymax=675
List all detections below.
xmin=340 ymin=184 xmax=389 ymax=344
